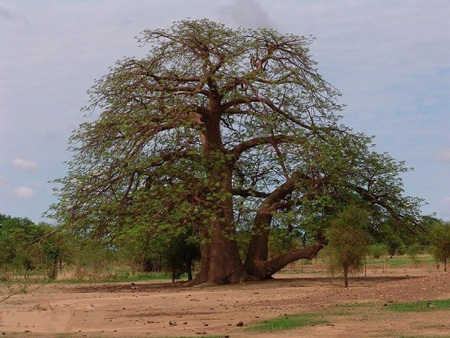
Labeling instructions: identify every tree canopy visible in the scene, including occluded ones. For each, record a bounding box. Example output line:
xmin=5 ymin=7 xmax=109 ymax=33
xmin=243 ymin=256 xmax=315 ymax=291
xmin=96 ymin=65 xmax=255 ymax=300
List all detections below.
xmin=51 ymin=19 xmax=423 ymax=284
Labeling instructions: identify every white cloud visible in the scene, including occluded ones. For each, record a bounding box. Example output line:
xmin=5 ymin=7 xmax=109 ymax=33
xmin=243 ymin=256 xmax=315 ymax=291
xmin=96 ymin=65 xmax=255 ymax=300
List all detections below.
xmin=25 ymin=180 xmax=44 ymax=189
xmin=221 ymin=0 xmax=274 ymax=29
xmin=11 ymin=158 xmax=38 ymax=171
xmin=440 ymin=197 xmax=450 ymax=207
xmin=13 ymin=186 xmax=35 ymax=200
xmin=436 ymin=150 xmax=450 ymax=163
xmin=0 ymin=5 xmax=28 ymax=24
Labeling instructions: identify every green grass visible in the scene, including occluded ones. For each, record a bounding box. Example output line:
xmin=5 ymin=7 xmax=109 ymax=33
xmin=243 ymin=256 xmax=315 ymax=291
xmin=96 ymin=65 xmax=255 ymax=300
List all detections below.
xmin=386 ymin=299 xmax=450 ymax=312
xmin=247 ymin=313 xmax=329 ymax=331
xmin=51 ymin=271 xmax=186 ymax=284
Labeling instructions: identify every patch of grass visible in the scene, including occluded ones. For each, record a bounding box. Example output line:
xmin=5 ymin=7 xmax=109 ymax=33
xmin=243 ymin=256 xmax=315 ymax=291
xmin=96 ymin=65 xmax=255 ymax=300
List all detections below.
xmin=247 ymin=313 xmax=329 ymax=331
xmin=385 ymin=256 xmax=409 ymax=266
xmin=387 ymin=299 xmax=450 ymax=312
xmin=52 ymin=271 xmax=185 ymax=284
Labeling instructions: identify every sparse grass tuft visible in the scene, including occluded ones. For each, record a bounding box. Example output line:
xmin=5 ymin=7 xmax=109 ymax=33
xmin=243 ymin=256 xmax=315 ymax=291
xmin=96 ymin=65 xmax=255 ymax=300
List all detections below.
xmin=53 ymin=271 xmax=182 ymax=284
xmin=247 ymin=313 xmax=328 ymax=331
xmin=336 ymin=302 xmax=374 ymax=308
xmin=387 ymin=299 xmax=450 ymax=312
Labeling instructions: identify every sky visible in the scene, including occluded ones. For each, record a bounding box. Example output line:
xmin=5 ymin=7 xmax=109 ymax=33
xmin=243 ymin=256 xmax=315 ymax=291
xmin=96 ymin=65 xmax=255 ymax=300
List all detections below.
xmin=1 ymin=0 xmax=450 ymax=223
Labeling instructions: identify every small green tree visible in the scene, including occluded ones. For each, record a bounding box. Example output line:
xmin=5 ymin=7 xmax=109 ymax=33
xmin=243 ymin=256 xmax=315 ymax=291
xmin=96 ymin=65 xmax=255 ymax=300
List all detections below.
xmin=369 ymin=243 xmax=388 ymax=273
xmin=406 ymin=242 xmax=422 ymax=267
xmin=325 ymin=205 xmax=370 ymax=288
xmin=430 ymin=222 xmax=450 ymax=272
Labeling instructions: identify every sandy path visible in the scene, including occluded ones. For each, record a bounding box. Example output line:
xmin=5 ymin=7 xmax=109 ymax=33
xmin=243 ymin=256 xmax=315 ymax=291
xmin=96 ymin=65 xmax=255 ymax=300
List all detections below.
xmin=0 ymin=267 xmax=449 ymax=337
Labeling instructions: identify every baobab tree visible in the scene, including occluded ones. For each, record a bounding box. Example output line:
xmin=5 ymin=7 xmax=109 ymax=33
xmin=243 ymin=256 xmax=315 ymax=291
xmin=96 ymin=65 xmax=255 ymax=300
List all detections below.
xmin=51 ymin=19 xmax=422 ymax=284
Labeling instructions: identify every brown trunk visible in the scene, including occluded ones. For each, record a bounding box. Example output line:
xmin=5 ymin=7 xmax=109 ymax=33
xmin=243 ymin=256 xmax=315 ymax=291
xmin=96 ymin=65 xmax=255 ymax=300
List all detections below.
xmin=208 ymin=218 xmax=245 ymax=284
xmin=186 ymin=260 xmax=193 ymax=281
xmin=247 ymin=242 xmax=325 ymax=279
xmin=193 ymin=232 xmax=212 ymax=283
xmin=244 ymin=172 xmax=314 ymax=278
xmin=190 ymin=104 xmax=245 ymax=284
xmin=244 ymin=212 xmax=272 ymax=275
xmin=343 ymin=266 xmax=349 ymax=288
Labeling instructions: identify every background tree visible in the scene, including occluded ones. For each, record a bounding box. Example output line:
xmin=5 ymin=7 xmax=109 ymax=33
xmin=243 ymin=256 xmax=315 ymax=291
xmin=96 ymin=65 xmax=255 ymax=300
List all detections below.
xmin=51 ymin=19 xmax=423 ymax=284
xmin=430 ymin=222 xmax=450 ymax=271
xmin=369 ymin=243 xmax=388 ymax=273
xmin=406 ymin=242 xmax=422 ymax=267
xmin=0 ymin=214 xmax=70 ymax=279
xmin=163 ymin=226 xmax=200 ymax=282
xmin=325 ymin=205 xmax=370 ymax=288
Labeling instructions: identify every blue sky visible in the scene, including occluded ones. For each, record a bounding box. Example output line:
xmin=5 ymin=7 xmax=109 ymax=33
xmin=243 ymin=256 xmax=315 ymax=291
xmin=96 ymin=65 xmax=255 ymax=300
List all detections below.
xmin=1 ymin=0 xmax=450 ymax=223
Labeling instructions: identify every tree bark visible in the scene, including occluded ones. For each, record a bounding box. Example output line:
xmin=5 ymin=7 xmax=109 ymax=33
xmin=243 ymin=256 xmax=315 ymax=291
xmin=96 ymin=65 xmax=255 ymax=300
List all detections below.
xmin=244 ymin=172 xmax=311 ymax=277
xmin=344 ymin=266 xmax=349 ymax=288
xmin=244 ymin=212 xmax=272 ymax=276
xmin=246 ymin=242 xmax=325 ymax=279
xmin=192 ymin=104 xmax=246 ymax=284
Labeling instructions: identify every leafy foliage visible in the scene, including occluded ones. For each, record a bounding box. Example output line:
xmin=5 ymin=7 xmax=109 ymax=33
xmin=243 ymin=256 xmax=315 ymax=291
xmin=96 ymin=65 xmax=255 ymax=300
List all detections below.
xmin=49 ymin=19 xmax=424 ymax=282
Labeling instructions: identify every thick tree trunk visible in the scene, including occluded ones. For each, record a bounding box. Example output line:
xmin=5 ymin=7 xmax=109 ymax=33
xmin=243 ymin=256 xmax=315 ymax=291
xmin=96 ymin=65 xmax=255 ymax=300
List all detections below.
xmin=191 ymin=106 xmax=245 ymax=284
xmin=192 ymin=227 xmax=245 ymax=284
xmin=201 ymin=165 xmax=245 ymax=284
xmin=208 ymin=218 xmax=245 ymax=284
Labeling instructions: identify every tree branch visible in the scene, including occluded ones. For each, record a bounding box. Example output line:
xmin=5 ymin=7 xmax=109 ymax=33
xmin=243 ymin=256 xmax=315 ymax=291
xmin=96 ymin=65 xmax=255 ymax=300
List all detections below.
xmin=231 ymin=188 xmax=270 ymax=198
xmin=231 ymin=135 xmax=304 ymax=161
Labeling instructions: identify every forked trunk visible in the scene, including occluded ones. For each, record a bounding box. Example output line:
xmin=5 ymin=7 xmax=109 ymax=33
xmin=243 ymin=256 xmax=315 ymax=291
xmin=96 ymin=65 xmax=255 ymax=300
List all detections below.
xmin=244 ymin=212 xmax=271 ymax=275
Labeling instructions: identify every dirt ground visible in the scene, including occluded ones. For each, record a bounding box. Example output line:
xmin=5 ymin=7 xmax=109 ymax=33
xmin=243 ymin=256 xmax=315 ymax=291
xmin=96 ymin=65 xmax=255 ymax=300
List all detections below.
xmin=1 ymin=264 xmax=449 ymax=338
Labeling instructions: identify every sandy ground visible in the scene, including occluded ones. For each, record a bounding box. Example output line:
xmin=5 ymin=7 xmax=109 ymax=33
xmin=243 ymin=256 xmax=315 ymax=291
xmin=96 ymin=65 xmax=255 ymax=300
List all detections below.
xmin=0 ymin=264 xmax=449 ymax=338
